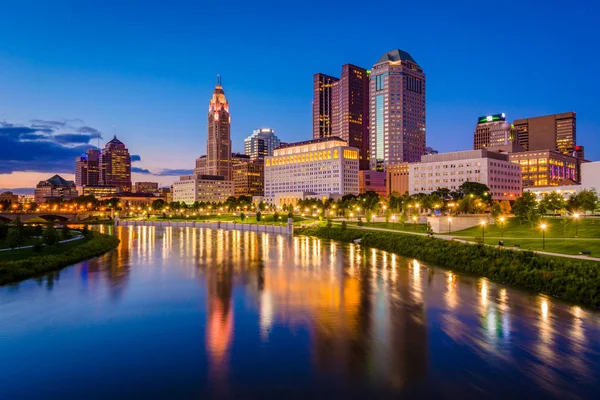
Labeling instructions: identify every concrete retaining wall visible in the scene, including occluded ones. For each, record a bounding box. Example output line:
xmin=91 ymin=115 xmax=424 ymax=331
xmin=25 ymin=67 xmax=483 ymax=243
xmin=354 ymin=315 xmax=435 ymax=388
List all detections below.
xmin=427 ymin=215 xmax=490 ymax=234
xmin=116 ymin=219 xmax=293 ymax=236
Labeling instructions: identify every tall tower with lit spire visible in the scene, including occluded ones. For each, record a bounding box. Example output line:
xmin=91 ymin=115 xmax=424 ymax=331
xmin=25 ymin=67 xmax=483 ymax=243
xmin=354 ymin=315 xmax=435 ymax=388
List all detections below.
xmin=206 ymin=75 xmax=232 ymax=181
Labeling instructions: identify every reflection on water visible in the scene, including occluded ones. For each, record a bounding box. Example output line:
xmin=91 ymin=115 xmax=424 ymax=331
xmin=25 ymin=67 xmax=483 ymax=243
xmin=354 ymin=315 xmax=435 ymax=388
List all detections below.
xmin=0 ymin=226 xmax=599 ymax=399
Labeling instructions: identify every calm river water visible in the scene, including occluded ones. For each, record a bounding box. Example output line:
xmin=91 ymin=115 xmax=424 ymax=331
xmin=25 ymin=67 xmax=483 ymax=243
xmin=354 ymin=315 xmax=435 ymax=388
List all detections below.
xmin=1 ymin=225 xmax=599 ymax=399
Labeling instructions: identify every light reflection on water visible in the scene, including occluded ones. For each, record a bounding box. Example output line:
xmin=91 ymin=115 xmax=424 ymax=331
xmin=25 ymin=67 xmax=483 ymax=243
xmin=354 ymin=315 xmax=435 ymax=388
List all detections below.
xmin=0 ymin=225 xmax=599 ymax=399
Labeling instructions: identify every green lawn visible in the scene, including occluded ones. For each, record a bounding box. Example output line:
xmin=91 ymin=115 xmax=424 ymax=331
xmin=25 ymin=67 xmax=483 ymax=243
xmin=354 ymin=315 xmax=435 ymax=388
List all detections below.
xmin=449 ymin=217 xmax=600 ymax=239
xmin=0 ymin=228 xmax=78 ymax=250
xmin=459 ymin=238 xmax=600 ymax=258
xmin=0 ymin=234 xmax=88 ymax=262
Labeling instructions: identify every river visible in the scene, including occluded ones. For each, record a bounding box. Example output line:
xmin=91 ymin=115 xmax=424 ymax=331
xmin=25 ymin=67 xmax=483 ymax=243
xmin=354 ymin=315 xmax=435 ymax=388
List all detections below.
xmin=0 ymin=225 xmax=599 ymax=399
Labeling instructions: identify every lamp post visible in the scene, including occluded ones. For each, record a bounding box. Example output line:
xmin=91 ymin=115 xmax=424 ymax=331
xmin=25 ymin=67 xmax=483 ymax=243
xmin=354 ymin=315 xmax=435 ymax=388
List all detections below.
xmin=499 ymin=216 xmax=505 ymax=237
xmin=448 ymin=217 xmax=452 ymax=234
xmin=480 ymin=220 xmax=486 ymax=243
xmin=574 ymin=213 xmax=580 ymax=238
xmin=412 ymin=216 xmax=417 ymax=232
xmin=540 ymin=223 xmax=547 ymax=250
xmin=392 ymin=215 xmax=396 ymax=230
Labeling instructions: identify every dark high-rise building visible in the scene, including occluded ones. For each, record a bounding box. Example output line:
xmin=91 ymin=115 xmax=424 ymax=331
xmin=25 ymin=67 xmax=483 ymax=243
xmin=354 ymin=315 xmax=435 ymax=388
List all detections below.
xmin=75 ymin=148 xmax=102 ymax=189
xmin=100 ymin=136 xmax=132 ymax=192
xmin=206 ymin=76 xmax=232 ymax=181
xmin=369 ymin=49 xmax=426 ymax=171
xmin=514 ymin=112 xmax=576 ymax=155
xmin=312 ymin=73 xmax=339 ymax=139
xmin=312 ymin=65 xmax=370 ymax=169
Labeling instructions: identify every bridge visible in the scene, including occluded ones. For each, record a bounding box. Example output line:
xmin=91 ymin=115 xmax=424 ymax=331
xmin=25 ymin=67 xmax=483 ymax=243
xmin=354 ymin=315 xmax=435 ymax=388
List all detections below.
xmin=0 ymin=212 xmax=80 ymax=223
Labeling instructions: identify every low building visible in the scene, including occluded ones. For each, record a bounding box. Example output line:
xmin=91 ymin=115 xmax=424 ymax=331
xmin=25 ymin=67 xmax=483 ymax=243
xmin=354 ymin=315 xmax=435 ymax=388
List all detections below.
xmin=359 ymin=170 xmax=386 ymax=196
xmin=34 ymin=175 xmax=78 ymax=203
xmin=386 ymin=163 xmax=410 ymax=195
xmin=0 ymin=191 xmax=19 ymax=203
xmin=264 ymin=137 xmax=359 ymax=206
xmin=409 ymin=149 xmax=522 ymax=200
xmin=525 ymin=161 xmax=600 ymax=200
xmin=82 ymin=186 xmax=118 ymax=198
xmin=133 ymin=181 xmax=159 ymax=194
xmin=233 ymin=160 xmax=264 ymax=197
xmin=508 ymin=149 xmax=578 ymax=188
xmin=103 ymin=193 xmax=156 ymax=208
xmin=173 ymin=174 xmax=234 ymax=205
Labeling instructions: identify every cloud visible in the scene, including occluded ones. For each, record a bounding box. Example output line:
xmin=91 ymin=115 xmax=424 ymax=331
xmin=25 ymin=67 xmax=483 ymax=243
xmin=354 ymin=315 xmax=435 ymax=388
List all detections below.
xmin=54 ymin=133 xmax=95 ymax=145
xmin=131 ymin=155 xmax=142 ymax=162
xmin=0 ymin=119 xmax=103 ymax=175
xmin=132 ymin=167 xmax=151 ymax=174
xmin=154 ymin=169 xmax=193 ymax=176
xmin=77 ymin=126 xmax=102 ymax=139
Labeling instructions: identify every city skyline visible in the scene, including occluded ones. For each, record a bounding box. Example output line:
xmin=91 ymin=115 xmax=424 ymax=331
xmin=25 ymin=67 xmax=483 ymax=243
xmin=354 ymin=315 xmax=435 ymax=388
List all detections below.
xmin=1 ymin=1 xmax=599 ymax=190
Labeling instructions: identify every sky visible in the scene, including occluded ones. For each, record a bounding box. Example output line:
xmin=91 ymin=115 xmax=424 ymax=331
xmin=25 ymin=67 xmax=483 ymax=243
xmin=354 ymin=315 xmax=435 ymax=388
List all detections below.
xmin=1 ymin=0 xmax=599 ymax=191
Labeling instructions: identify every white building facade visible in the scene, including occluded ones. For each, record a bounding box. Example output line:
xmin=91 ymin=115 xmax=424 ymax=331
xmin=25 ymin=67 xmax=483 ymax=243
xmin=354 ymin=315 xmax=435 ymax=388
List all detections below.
xmin=264 ymin=137 xmax=359 ymax=205
xmin=409 ymin=149 xmax=522 ymax=200
xmin=173 ymin=174 xmax=234 ymax=205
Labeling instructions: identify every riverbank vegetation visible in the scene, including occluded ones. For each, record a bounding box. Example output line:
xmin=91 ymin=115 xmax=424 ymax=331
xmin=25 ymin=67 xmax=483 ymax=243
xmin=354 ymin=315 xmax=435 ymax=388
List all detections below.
xmin=299 ymin=226 xmax=600 ymax=307
xmin=0 ymin=231 xmax=119 ymax=285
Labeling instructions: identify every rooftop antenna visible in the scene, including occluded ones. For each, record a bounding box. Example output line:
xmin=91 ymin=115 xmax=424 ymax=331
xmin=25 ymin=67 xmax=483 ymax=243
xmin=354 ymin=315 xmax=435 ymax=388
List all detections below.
xmin=217 ymin=74 xmax=221 ymax=86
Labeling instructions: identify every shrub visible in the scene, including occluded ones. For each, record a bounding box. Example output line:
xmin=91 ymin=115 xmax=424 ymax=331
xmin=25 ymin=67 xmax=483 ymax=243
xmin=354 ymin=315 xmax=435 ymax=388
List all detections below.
xmin=82 ymin=225 xmax=89 ymax=237
xmin=43 ymin=224 xmax=59 ymax=246
xmin=62 ymin=225 xmax=70 ymax=240
xmin=0 ymin=224 xmax=8 ymax=241
xmin=357 ymin=217 xmax=364 ymax=227
xmin=256 ymin=211 xmax=262 ymax=222
xmin=32 ymin=240 xmax=43 ymax=253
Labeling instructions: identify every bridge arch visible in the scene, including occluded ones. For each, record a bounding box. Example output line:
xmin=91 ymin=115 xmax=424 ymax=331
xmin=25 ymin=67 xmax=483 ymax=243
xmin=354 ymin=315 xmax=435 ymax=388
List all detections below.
xmin=37 ymin=214 xmax=70 ymax=223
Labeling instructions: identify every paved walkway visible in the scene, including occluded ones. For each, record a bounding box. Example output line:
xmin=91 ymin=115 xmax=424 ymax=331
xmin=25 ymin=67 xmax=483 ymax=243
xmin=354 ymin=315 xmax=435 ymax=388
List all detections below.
xmin=329 ymin=222 xmax=599 ymax=261
xmin=0 ymin=234 xmax=84 ymax=252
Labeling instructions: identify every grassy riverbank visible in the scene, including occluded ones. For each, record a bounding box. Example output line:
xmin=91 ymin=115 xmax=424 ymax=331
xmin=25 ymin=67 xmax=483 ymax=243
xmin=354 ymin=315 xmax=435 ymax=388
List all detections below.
xmin=0 ymin=231 xmax=120 ymax=285
xmin=299 ymin=226 xmax=600 ymax=308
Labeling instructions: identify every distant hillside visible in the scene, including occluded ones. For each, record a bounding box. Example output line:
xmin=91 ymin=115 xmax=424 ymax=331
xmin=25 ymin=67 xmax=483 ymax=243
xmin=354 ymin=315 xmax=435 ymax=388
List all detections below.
xmin=0 ymin=188 xmax=35 ymax=195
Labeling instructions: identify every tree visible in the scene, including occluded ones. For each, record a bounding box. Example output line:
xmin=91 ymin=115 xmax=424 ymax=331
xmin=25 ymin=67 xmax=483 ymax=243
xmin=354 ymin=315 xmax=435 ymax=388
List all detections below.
xmin=6 ymin=229 xmax=23 ymax=250
xmin=526 ymin=207 xmax=540 ymax=228
xmin=152 ymin=199 xmax=166 ymax=210
xmin=365 ymin=210 xmax=373 ymax=224
xmin=43 ymin=222 xmax=59 ymax=246
xmin=578 ymin=189 xmax=599 ymax=221
xmin=256 ymin=211 xmax=262 ymax=222
xmin=240 ymin=212 xmax=246 ymax=222
xmin=539 ymin=191 xmax=566 ymax=216
xmin=0 ymin=223 xmax=8 ymax=241
xmin=499 ymin=200 xmax=512 ymax=215
xmin=458 ymin=182 xmax=491 ymax=201
xmin=399 ymin=212 xmax=409 ymax=227
xmin=490 ymin=201 xmax=501 ymax=219
xmin=61 ymin=225 xmax=70 ymax=240
xmin=384 ymin=209 xmax=392 ymax=224
xmin=512 ymin=192 xmax=537 ymax=224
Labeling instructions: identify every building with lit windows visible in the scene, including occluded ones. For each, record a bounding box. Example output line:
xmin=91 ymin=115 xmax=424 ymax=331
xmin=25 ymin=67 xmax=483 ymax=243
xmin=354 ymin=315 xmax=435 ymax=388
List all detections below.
xmin=173 ymin=174 xmax=234 ymax=205
xmin=514 ymin=112 xmax=577 ymax=155
xmin=313 ymin=73 xmax=339 ymax=139
xmin=206 ymin=76 xmax=232 ymax=180
xmin=313 ymin=65 xmax=370 ymax=170
xmin=75 ymin=148 xmax=102 ymax=192
xmin=369 ymin=49 xmax=426 ymax=170
xmin=133 ymin=182 xmax=159 ymax=194
xmin=473 ymin=113 xmax=519 ymax=150
xmin=100 ymin=136 xmax=131 ymax=192
xmin=0 ymin=191 xmax=19 ymax=203
xmin=524 ymin=161 xmax=600 ymax=199
xmin=34 ymin=175 xmax=78 ymax=203
xmin=386 ymin=162 xmax=410 ymax=195
xmin=233 ymin=160 xmax=264 ymax=197
xmin=409 ymin=149 xmax=522 ymax=200
xmin=508 ymin=150 xmax=579 ymax=188
xmin=264 ymin=137 xmax=359 ymax=206
xmin=244 ymin=128 xmax=281 ymax=160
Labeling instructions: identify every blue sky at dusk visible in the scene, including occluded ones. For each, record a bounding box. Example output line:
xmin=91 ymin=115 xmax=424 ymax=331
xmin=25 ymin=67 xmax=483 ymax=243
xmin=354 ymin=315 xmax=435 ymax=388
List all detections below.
xmin=1 ymin=0 xmax=598 ymax=189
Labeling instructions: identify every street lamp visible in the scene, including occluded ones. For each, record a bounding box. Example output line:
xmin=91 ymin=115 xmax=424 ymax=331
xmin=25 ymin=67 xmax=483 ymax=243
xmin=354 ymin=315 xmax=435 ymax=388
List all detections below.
xmin=480 ymin=220 xmax=486 ymax=242
xmin=412 ymin=216 xmax=417 ymax=231
xmin=574 ymin=213 xmax=580 ymax=237
xmin=392 ymin=215 xmax=396 ymax=230
xmin=540 ymin=223 xmax=547 ymax=250
xmin=448 ymin=217 xmax=452 ymax=234
xmin=499 ymin=216 xmax=506 ymax=237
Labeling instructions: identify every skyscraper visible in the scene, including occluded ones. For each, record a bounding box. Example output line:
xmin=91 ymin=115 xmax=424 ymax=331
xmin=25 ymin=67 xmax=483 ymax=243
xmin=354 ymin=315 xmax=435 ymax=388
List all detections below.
xmin=100 ymin=136 xmax=132 ymax=192
xmin=244 ymin=128 xmax=281 ymax=160
xmin=313 ymin=73 xmax=339 ymax=139
xmin=369 ymin=49 xmax=426 ymax=171
xmin=74 ymin=148 xmax=102 ymax=189
xmin=514 ymin=112 xmax=576 ymax=155
xmin=312 ymin=65 xmax=370 ymax=169
xmin=206 ymin=76 xmax=232 ymax=180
